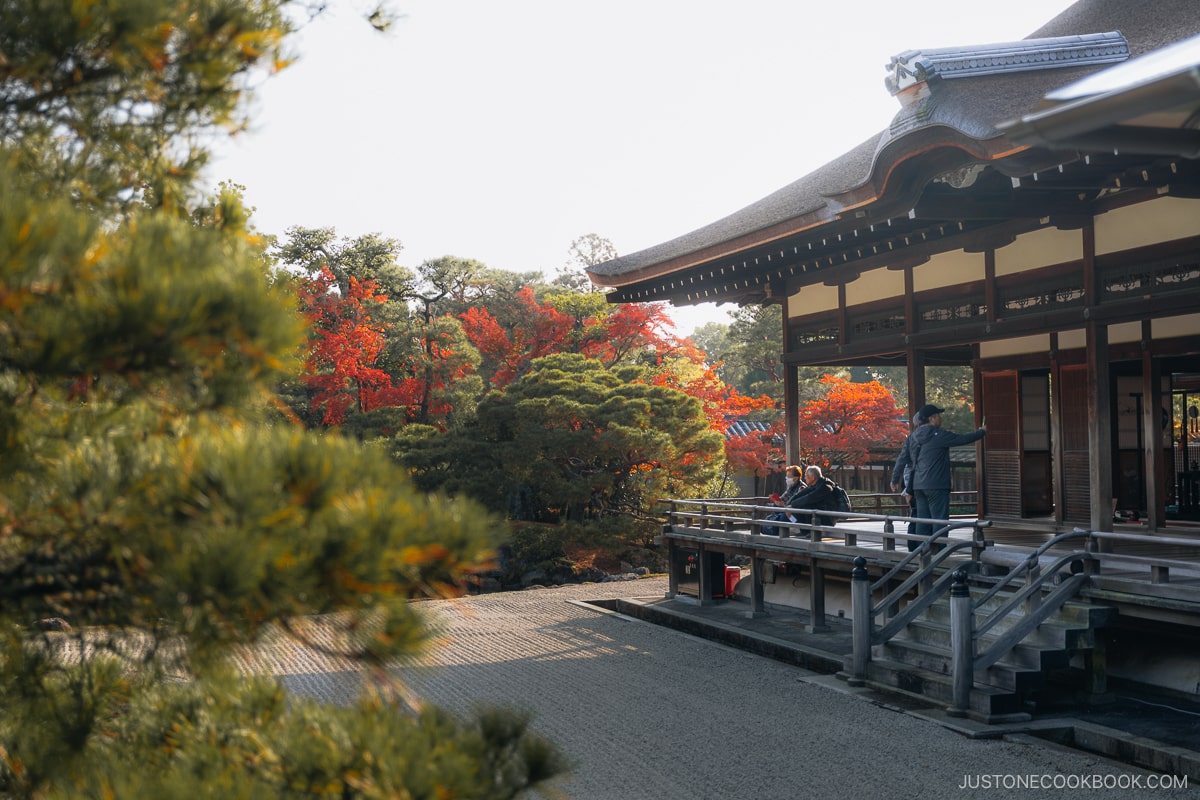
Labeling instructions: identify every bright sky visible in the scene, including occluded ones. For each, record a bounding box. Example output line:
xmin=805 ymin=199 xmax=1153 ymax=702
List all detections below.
xmin=209 ymin=0 xmax=1078 ymax=333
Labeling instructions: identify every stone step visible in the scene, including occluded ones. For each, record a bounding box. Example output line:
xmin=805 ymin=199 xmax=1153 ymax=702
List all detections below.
xmin=920 ymin=593 xmax=1112 ymax=639
xmin=849 ymin=655 xmax=1031 ymax=722
xmin=877 ymin=637 xmax=1048 ymax=693
xmin=899 ymin=615 xmax=1094 ymax=655
xmin=957 ymin=584 xmax=1116 ymax=628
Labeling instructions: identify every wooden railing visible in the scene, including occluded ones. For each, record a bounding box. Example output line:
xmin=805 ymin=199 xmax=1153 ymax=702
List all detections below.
xmin=718 ymin=491 xmax=978 ymax=520
xmin=663 ymin=498 xmax=1200 ymax=714
xmin=1084 ymin=528 xmax=1200 ymax=584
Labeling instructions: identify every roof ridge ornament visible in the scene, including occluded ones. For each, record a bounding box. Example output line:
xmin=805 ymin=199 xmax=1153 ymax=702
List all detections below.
xmin=885 ymin=32 xmax=1129 ymax=96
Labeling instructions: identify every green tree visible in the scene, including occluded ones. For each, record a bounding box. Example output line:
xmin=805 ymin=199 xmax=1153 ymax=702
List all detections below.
xmin=0 ymin=1 xmax=564 ymax=796
xmin=694 ymin=305 xmax=785 ymax=403
xmin=552 ymin=233 xmax=617 ymax=291
xmin=275 ymin=226 xmax=414 ymax=299
xmin=860 ymin=364 xmax=975 ymax=431
xmin=399 ymin=354 xmax=724 ymax=527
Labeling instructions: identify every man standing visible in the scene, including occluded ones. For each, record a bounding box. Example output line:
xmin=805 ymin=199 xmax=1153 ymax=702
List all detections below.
xmin=891 ymin=412 xmax=927 ymax=551
xmin=908 ymin=404 xmax=986 ymax=548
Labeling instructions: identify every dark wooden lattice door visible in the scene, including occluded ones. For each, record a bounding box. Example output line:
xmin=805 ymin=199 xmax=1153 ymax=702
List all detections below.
xmin=1059 ymin=365 xmax=1092 ymax=524
xmin=981 ymin=371 xmax=1021 ymax=517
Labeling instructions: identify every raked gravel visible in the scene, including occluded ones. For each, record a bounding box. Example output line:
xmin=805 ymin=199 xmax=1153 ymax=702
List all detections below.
xmin=238 ymin=578 xmax=1193 ymax=800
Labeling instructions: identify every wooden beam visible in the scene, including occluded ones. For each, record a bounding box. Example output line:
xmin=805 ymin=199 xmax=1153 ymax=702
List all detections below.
xmin=908 ymin=350 xmax=927 ymax=420
xmin=912 ymin=193 xmax=1087 ymax=221
xmin=785 ymin=362 xmax=799 ymax=467
xmin=1141 ymin=323 xmax=1164 ymax=531
xmin=1050 ymin=334 xmax=1067 ymax=527
xmin=1087 ymin=319 xmax=1114 ymax=534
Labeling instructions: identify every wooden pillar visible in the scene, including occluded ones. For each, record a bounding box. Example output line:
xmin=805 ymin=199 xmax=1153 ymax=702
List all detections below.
xmin=698 ymin=545 xmax=716 ymax=606
xmin=903 ymin=265 xmax=925 ymax=417
xmin=785 ymin=362 xmax=799 ymax=466
xmin=808 ymin=558 xmax=829 ymax=632
xmin=1050 ymin=334 xmax=1067 ymax=526
xmin=907 ymin=349 xmax=927 ymax=415
xmin=666 ymin=539 xmax=679 ymax=599
xmin=748 ymin=555 xmax=767 ymax=618
xmin=1141 ymin=321 xmax=1164 ymax=530
xmin=972 ymin=344 xmax=984 ymax=518
xmin=1086 ymin=319 xmax=1114 ymax=533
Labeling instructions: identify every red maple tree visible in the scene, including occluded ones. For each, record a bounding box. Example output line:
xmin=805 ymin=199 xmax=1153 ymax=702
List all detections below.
xmin=459 ymin=287 xmax=572 ymax=387
xmin=298 ymin=266 xmax=398 ymax=425
xmin=793 ymin=374 xmax=906 ymax=469
xmin=724 ymin=420 xmax=785 ymax=475
xmin=578 ymin=303 xmax=677 ymax=367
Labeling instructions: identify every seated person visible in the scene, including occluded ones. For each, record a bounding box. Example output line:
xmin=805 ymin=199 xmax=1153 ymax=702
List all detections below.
xmin=759 ymin=465 xmax=804 ymax=535
xmin=781 ymin=465 xmax=838 ymax=530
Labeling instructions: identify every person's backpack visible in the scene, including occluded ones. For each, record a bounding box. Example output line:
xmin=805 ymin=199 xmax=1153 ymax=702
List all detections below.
xmin=831 ymin=483 xmax=852 ymax=515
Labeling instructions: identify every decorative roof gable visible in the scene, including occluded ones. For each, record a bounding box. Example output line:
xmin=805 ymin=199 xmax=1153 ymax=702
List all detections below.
xmin=885 ymin=32 xmax=1129 ymax=96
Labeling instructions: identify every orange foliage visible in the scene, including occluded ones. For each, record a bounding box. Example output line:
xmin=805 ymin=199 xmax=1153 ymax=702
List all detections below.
xmin=793 ymin=375 xmax=906 ymax=468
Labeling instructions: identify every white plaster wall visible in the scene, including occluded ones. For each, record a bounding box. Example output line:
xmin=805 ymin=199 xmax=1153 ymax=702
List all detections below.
xmin=1059 ymin=329 xmax=1086 ymax=350
xmin=980 ymin=334 xmax=1051 ymax=358
xmin=787 ymin=282 xmax=839 ymax=316
xmin=1154 ymin=313 xmax=1200 ymax=339
xmin=1109 ymin=321 xmax=1143 ymax=344
xmin=1096 ymin=195 xmax=1200 ymax=255
xmin=995 ymin=226 xmax=1082 ymax=276
xmin=845 ymin=266 xmax=905 ymax=306
xmin=912 ymin=249 xmax=985 ymax=292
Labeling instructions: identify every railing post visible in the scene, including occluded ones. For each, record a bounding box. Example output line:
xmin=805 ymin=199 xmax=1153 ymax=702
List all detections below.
xmin=750 ymin=503 xmax=763 ymax=536
xmin=698 ymin=545 xmax=716 ymax=606
xmin=948 ymin=570 xmax=973 ymax=717
xmin=748 ymin=556 xmax=767 ymax=618
xmin=1084 ymin=529 xmax=1101 ymax=576
xmin=849 ymin=556 xmax=871 ymax=686
xmin=699 ymin=503 xmax=709 ymax=530
xmin=882 ymin=518 xmax=895 ymax=551
xmin=1025 ymin=555 xmax=1042 ymax=614
xmin=919 ymin=543 xmax=933 ymax=594
xmin=666 ymin=539 xmax=679 ymax=599
xmin=808 ymin=557 xmax=828 ymax=632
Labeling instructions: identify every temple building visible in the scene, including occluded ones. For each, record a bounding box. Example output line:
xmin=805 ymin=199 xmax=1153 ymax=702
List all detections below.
xmin=587 ymin=0 xmax=1200 ymax=536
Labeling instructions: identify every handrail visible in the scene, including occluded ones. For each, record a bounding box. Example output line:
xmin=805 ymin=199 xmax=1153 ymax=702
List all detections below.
xmin=971 ymin=528 xmax=1091 ymax=610
xmin=1086 ymin=529 xmax=1200 ymax=548
xmin=871 ymin=541 xmax=978 ymax=644
xmin=973 ymin=572 xmax=1088 ymax=671
xmin=1067 ymin=526 xmax=1200 ymax=584
xmin=973 ymin=550 xmax=1090 ymax=639
xmin=872 ymin=520 xmax=992 ymax=590
xmin=665 ymin=498 xmax=977 ymax=532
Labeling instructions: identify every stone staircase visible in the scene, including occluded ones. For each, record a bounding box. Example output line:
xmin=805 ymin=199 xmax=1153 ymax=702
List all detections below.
xmin=845 ymin=580 xmax=1116 ymax=722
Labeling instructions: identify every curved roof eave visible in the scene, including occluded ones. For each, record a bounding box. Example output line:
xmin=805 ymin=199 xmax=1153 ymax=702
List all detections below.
xmin=588 ymin=0 xmax=1200 ymax=292
xmin=586 ymin=66 xmax=1092 ymax=290
xmin=587 ymin=118 xmax=1027 ymax=290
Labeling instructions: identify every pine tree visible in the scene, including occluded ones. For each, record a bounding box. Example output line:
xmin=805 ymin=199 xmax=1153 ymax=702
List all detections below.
xmin=0 ymin=1 xmax=565 ymax=796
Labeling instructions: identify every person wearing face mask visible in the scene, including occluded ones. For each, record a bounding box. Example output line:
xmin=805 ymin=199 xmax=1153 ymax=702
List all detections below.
xmin=783 ymin=464 xmax=839 ymax=529
xmin=759 ymin=465 xmax=804 ymax=535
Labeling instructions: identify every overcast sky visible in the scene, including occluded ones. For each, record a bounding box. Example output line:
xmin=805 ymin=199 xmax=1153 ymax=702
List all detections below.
xmin=208 ymin=0 xmax=1078 ymax=332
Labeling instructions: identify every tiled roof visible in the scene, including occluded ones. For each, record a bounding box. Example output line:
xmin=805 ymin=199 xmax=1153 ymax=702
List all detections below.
xmin=587 ymin=0 xmax=1200 ymax=287
xmin=724 ymin=419 xmax=773 ymax=440
xmin=885 ymin=32 xmax=1128 ymax=93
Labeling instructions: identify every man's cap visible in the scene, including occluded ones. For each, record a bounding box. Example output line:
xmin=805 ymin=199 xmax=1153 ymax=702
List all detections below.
xmin=918 ymin=403 xmax=946 ymax=419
